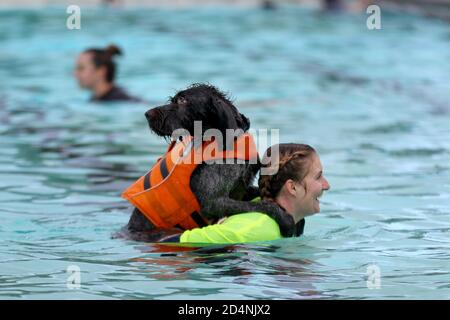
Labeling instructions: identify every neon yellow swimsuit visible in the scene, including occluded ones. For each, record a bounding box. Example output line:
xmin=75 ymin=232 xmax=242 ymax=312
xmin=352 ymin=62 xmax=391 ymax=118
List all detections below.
xmin=179 ymin=197 xmax=283 ymax=245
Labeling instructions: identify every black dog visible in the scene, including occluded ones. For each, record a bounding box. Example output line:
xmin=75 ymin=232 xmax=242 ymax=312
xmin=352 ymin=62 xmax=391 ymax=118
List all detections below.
xmin=124 ymin=84 xmax=297 ymax=241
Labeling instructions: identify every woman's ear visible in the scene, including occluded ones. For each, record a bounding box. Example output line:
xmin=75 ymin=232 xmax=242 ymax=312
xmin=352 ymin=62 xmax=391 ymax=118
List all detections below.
xmin=97 ymin=65 xmax=108 ymax=81
xmin=283 ymin=179 xmax=298 ymax=197
xmin=285 ymin=179 xmax=306 ymax=198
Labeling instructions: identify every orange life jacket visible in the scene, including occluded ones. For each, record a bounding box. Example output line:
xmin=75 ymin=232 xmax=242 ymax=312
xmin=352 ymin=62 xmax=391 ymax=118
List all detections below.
xmin=122 ymin=133 xmax=258 ymax=230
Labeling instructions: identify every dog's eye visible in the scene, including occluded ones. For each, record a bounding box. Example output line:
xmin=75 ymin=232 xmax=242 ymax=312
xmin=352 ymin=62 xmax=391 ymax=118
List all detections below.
xmin=177 ymin=97 xmax=187 ymax=105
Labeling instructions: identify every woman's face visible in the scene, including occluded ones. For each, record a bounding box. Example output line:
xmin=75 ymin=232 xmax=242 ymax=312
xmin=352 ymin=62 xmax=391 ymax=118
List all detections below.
xmin=74 ymin=52 xmax=103 ymax=89
xmin=294 ymin=153 xmax=330 ymax=217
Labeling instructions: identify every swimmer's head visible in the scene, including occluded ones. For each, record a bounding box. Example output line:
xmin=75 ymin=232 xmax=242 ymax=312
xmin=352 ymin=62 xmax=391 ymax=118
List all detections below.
xmin=74 ymin=44 xmax=122 ymax=89
xmin=259 ymin=143 xmax=330 ymax=223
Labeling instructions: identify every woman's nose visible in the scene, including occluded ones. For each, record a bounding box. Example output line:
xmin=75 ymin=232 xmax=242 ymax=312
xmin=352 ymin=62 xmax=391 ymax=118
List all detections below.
xmin=322 ymin=177 xmax=330 ymax=190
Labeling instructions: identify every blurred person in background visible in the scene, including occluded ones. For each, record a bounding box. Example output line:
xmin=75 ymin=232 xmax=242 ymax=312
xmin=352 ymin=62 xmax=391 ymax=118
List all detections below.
xmin=322 ymin=0 xmax=372 ymax=12
xmin=74 ymin=44 xmax=142 ymax=103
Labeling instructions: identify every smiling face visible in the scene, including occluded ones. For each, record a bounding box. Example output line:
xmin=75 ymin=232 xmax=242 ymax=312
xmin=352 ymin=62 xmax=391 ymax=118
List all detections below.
xmin=293 ymin=153 xmax=330 ymax=217
xmin=275 ymin=152 xmax=330 ymax=223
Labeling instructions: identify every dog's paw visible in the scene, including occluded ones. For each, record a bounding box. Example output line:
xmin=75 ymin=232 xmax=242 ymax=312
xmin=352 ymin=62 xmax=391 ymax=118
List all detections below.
xmin=261 ymin=200 xmax=296 ymax=237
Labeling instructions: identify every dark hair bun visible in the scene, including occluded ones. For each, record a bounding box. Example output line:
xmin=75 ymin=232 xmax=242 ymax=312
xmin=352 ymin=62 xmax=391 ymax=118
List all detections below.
xmin=105 ymin=44 xmax=122 ymax=56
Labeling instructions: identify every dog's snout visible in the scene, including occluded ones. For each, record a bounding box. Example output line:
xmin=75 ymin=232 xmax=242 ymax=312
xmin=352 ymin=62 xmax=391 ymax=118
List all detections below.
xmin=145 ymin=108 xmax=157 ymax=120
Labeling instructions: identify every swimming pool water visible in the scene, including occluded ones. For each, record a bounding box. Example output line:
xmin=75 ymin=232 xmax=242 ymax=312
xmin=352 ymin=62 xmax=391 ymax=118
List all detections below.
xmin=0 ymin=6 xmax=449 ymax=299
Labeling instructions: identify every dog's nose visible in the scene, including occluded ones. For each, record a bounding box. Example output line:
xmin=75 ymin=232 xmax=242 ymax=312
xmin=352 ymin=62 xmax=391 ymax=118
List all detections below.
xmin=145 ymin=108 xmax=156 ymax=120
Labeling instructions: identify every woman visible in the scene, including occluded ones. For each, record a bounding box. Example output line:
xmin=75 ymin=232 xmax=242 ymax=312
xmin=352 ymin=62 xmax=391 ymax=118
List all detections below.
xmin=74 ymin=44 xmax=141 ymax=102
xmin=164 ymin=143 xmax=330 ymax=244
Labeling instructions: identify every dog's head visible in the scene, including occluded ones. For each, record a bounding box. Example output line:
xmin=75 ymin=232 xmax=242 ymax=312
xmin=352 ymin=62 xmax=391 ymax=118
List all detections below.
xmin=145 ymin=83 xmax=250 ymax=140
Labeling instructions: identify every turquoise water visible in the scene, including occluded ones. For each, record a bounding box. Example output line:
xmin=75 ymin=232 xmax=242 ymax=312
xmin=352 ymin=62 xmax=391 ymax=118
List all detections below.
xmin=1 ymin=6 xmax=450 ymax=299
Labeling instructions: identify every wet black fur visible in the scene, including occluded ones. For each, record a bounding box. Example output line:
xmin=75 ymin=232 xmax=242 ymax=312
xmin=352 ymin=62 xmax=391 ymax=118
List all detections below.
xmin=121 ymin=84 xmax=296 ymax=241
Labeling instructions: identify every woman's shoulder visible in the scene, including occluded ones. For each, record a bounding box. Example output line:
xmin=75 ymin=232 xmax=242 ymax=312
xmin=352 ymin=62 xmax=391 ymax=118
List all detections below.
xmin=222 ymin=212 xmax=281 ymax=240
xmin=180 ymin=212 xmax=281 ymax=244
xmin=93 ymin=86 xmax=142 ymax=102
xmin=225 ymin=211 xmax=276 ymax=224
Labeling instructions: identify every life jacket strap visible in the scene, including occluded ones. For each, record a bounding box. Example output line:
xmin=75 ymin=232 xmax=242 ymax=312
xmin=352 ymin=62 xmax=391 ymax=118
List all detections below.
xmin=143 ymin=157 xmax=171 ymax=190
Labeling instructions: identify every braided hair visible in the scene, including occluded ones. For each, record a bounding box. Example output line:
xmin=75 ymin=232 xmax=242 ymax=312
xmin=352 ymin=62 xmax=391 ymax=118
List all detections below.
xmin=258 ymin=143 xmax=316 ymax=202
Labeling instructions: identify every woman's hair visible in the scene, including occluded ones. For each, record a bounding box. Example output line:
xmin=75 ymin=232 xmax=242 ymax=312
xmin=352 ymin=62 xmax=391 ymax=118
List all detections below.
xmin=258 ymin=143 xmax=316 ymax=201
xmin=84 ymin=44 xmax=122 ymax=82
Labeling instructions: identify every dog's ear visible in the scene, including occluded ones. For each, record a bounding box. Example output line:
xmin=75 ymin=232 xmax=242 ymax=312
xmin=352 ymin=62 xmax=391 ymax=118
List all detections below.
xmin=211 ymin=97 xmax=239 ymax=132
xmin=211 ymin=97 xmax=250 ymax=132
xmin=238 ymin=113 xmax=250 ymax=132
